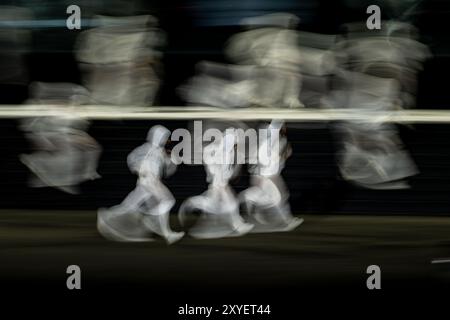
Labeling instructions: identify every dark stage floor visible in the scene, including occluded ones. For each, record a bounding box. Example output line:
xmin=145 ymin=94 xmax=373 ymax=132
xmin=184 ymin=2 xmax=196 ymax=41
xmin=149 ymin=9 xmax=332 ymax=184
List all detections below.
xmin=2 ymin=210 xmax=450 ymax=292
xmin=2 ymin=210 xmax=450 ymax=316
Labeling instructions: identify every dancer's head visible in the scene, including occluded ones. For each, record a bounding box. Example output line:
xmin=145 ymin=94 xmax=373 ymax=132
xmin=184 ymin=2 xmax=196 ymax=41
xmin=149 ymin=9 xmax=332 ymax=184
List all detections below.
xmin=147 ymin=125 xmax=171 ymax=147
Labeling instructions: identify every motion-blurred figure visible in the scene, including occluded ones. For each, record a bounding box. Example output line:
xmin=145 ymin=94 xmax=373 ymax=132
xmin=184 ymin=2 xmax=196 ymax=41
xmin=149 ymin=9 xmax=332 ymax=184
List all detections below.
xmin=180 ymin=13 xmax=305 ymax=108
xmin=325 ymin=21 xmax=429 ymax=189
xmin=226 ymin=13 xmax=304 ymax=108
xmin=20 ymin=82 xmax=101 ymax=194
xmin=179 ymin=131 xmax=254 ymax=239
xmin=98 ymin=125 xmax=184 ymax=244
xmin=76 ymin=15 xmax=164 ymax=106
xmin=294 ymin=31 xmax=336 ymax=108
xmin=240 ymin=121 xmax=303 ymax=232
xmin=336 ymin=120 xmax=418 ymax=189
xmin=180 ymin=61 xmax=256 ymax=108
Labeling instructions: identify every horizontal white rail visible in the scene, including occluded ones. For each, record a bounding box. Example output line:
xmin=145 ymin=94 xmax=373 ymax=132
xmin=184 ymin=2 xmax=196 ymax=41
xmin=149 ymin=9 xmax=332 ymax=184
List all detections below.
xmin=0 ymin=105 xmax=449 ymax=123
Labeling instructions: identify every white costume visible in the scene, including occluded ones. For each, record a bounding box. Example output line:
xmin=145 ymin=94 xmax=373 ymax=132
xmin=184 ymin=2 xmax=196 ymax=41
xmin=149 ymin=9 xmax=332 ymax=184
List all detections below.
xmin=324 ymin=21 xmax=429 ymax=189
xmin=98 ymin=125 xmax=184 ymax=244
xmin=20 ymin=82 xmax=101 ymax=194
xmin=226 ymin=13 xmax=304 ymax=108
xmin=178 ymin=132 xmax=254 ymax=239
xmin=179 ymin=13 xmax=304 ymax=109
xmin=76 ymin=15 xmax=163 ymax=106
xmin=240 ymin=121 xmax=303 ymax=232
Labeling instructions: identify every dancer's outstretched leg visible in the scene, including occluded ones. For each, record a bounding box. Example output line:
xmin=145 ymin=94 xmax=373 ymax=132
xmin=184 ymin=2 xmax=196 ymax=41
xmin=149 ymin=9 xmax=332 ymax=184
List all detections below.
xmin=141 ymin=181 xmax=184 ymax=244
xmin=97 ymin=184 xmax=153 ymax=242
xmin=271 ymin=202 xmax=304 ymax=231
xmin=221 ymin=186 xmax=254 ymax=235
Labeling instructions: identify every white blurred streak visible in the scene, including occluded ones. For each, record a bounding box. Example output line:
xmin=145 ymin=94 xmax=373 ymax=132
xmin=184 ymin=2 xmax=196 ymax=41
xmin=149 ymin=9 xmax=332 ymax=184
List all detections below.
xmin=28 ymin=82 xmax=91 ymax=105
xmin=76 ymin=15 xmax=164 ymax=106
xmin=20 ymin=82 xmax=101 ymax=194
xmin=179 ymin=61 xmax=257 ymax=108
xmin=296 ymin=31 xmax=336 ymax=107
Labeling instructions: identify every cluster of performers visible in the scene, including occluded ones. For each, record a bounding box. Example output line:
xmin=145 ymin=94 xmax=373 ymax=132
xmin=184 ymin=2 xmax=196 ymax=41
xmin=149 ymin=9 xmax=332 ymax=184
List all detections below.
xmin=8 ymin=11 xmax=429 ymax=243
xmin=98 ymin=121 xmax=303 ymax=244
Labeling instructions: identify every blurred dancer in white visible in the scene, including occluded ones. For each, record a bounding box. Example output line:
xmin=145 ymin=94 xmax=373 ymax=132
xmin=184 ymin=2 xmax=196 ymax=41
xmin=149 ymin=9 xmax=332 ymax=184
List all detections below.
xmin=240 ymin=121 xmax=303 ymax=232
xmin=20 ymin=82 xmax=101 ymax=194
xmin=179 ymin=13 xmax=304 ymax=109
xmin=76 ymin=15 xmax=163 ymax=106
xmin=324 ymin=21 xmax=429 ymax=189
xmin=98 ymin=125 xmax=184 ymax=244
xmin=179 ymin=131 xmax=254 ymax=239
xmin=226 ymin=13 xmax=304 ymax=108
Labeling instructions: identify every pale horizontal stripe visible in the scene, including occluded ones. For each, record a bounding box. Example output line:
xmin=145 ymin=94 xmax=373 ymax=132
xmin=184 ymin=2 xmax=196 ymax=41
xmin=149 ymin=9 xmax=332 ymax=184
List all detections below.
xmin=431 ymin=259 xmax=450 ymax=264
xmin=0 ymin=105 xmax=450 ymax=123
